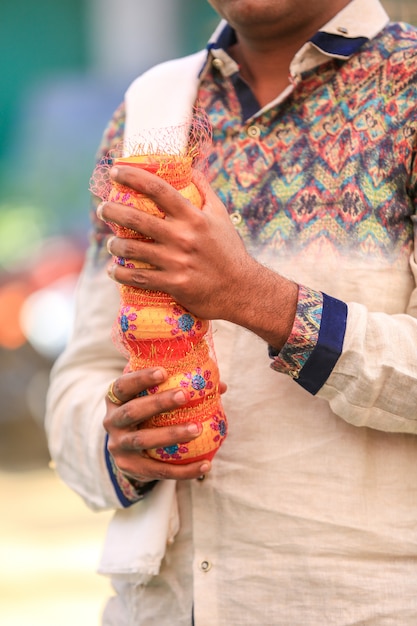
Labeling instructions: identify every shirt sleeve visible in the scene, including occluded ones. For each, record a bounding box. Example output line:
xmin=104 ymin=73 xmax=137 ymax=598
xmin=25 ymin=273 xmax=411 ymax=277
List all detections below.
xmin=46 ymin=102 xmax=140 ymax=510
xmin=272 ymin=126 xmax=417 ymax=434
xmin=314 ymin=107 xmax=417 ymax=434
xmin=269 ymin=273 xmax=417 ymax=434
xmin=316 ymin=251 xmax=417 ymax=434
xmin=269 ymin=284 xmax=347 ymax=395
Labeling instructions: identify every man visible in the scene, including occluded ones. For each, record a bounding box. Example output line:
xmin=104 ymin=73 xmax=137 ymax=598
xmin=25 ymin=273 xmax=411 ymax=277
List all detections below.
xmin=46 ymin=0 xmax=417 ymax=624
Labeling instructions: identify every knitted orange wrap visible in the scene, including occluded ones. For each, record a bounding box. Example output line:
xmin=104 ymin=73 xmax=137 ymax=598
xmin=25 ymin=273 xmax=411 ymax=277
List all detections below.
xmin=90 ymin=123 xmax=227 ymax=464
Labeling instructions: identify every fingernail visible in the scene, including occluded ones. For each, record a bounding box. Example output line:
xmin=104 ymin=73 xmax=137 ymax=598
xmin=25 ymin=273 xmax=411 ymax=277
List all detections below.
xmin=152 ymin=369 xmax=165 ymax=383
xmin=187 ymin=423 xmax=201 ymax=435
xmin=173 ymin=390 xmax=187 ymax=405
xmin=106 ymin=235 xmax=115 ymax=255
xmin=96 ymin=202 xmax=105 ymax=220
xmin=110 ymin=166 xmax=119 ymax=179
xmin=199 ymin=462 xmax=210 ymax=473
xmin=107 ymin=263 xmax=117 ymax=281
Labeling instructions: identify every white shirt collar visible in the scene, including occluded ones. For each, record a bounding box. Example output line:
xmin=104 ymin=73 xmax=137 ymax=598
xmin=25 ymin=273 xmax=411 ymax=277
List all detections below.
xmin=206 ymin=0 xmax=390 ymax=78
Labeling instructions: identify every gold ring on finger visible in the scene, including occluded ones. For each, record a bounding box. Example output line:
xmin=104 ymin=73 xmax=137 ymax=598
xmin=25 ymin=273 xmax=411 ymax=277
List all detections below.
xmin=107 ymin=380 xmax=123 ymax=406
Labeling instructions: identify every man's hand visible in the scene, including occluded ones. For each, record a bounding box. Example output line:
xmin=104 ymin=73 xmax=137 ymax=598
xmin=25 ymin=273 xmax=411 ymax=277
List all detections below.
xmin=98 ymin=165 xmax=298 ymax=352
xmin=99 ymin=165 xmax=253 ymax=321
xmin=104 ymin=368 xmax=212 ymax=482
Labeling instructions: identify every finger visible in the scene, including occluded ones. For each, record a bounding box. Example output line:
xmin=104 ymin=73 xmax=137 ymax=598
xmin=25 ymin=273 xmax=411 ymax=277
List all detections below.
xmin=105 ymin=387 xmax=189 ymax=430
xmin=191 ymin=169 xmax=209 ymax=200
xmin=219 ymin=380 xmax=227 ymax=394
xmin=192 ymin=170 xmax=230 ymax=217
xmin=107 ymin=259 xmax=172 ymax=293
xmin=114 ymin=452 xmax=211 ymax=482
xmin=98 ymin=199 xmax=163 ymax=238
xmin=108 ymin=368 xmax=168 ymax=404
xmin=110 ymin=165 xmax=198 ymax=219
xmin=106 ymin=235 xmax=169 ymax=271
xmin=116 ymin=421 xmax=203 ymax=453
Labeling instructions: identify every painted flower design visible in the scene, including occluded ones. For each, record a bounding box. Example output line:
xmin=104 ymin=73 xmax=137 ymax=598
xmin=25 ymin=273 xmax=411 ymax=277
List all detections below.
xmin=181 ymin=367 xmax=214 ymax=398
xmin=115 ymin=256 xmax=135 ymax=269
xmin=118 ymin=305 xmax=137 ymax=340
xmin=165 ymin=306 xmax=202 ymax=336
xmin=155 ymin=443 xmax=189 ymax=461
xmin=210 ymin=413 xmax=227 ymax=443
xmin=136 ymin=386 xmax=159 ymax=398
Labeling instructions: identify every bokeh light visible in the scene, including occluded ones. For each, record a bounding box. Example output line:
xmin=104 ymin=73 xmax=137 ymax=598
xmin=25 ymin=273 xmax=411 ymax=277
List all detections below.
xmin=20 ymin=274 xmax=78 ymax=359
xmin=0 ymin=280 xmax=30 ymax=349
xmin=0 ymin=205 xmax=45 ymax=271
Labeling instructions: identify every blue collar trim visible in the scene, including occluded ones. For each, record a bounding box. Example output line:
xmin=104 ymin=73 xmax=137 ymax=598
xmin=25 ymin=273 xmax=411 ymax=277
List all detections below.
xmin=310 ymin=31 xmax=369 ymax=57
xmin=209 ymin=23 xmax=369 ymax=60
xmin=208 ymin=23 xmax=237 ymax=51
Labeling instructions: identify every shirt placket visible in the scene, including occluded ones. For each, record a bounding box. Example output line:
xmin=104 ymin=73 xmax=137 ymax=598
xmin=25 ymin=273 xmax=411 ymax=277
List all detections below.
xmin=191 ymin=473 xmax=221 ymax=626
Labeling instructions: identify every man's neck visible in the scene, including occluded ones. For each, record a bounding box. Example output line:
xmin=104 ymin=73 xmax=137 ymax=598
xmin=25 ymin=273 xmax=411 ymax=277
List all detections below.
xmin=224 ymin=0 xmax=352 ymax=107
xmin=228 ymin=39 xmax=300 ymax=107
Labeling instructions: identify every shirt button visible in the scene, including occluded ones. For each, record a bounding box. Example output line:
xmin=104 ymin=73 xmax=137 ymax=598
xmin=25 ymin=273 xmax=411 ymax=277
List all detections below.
xmin=197 ymin=474 xmax=205 ymax=482
xmin=230 ymin=212 xmax=242 ymax=226
xmin=247 ymin=124 xmax=261 ymax=139
xmin=212 ymin=57 xmax=223 ymax=70
xmin=199 ymin=560 xmax=212 ymax=572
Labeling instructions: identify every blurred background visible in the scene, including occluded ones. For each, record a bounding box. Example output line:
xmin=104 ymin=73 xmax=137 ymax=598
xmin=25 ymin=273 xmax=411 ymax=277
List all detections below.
xmin=0 ymin=1 xmax=415 ymax=624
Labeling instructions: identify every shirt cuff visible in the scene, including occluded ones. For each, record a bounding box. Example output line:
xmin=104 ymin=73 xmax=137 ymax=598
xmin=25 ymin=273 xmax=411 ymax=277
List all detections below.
xmin=269 ymin=285 xmax=347 ymax=395
xmin=104 ymin=435 xmax=157 ymax=507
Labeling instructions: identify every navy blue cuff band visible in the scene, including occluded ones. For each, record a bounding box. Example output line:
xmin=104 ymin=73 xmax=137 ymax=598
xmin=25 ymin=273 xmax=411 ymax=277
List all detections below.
xmin=104 ymin=435 xmax=158 ymax=507
xmin=296 ymin=293 xmax=347 ymax=395
xmin=104 ymin=434 xmax=133 ymax=507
